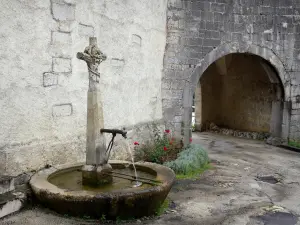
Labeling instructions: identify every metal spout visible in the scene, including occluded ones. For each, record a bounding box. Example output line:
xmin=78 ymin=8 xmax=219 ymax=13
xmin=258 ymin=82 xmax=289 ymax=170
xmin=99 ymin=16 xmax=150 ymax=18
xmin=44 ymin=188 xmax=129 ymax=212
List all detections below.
xmin=100 ymin=128 xmax=127 ymax=163
xmin=100 ymin=128 xmax=127 ymax=139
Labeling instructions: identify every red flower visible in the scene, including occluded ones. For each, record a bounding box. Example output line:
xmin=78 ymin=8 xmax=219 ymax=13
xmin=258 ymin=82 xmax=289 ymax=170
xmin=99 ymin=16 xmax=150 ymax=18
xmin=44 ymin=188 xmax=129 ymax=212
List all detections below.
xmin=164 ymin=129 xmax=170 ymax=134
xmin=134 ymin=142 xmax=139 ymax=145
xmin=163 ymin=146 xmax=168 ymax=151
xmin=189 ymin=138 xmax=192 ymax=143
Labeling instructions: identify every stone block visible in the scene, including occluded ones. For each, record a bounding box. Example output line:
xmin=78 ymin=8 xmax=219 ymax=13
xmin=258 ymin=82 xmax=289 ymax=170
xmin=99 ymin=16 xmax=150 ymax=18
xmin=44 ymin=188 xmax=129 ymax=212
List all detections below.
xmin=52 ymin=57 xmax=71 ymax=73
xmin=188 ymin=38 xmax=203 ymax=46
xmin=162 ymin=99 xmax=172 ymax=108
xmin=171 ymin=90 xmax=184 ymax=99
xmin=202 ymin=11 xmax=213 ymax=22
xmin=171 ymin=80 xmax=186 ymax=90
xmin=52 ymin=104 xmax=73 ymax=117
xmin=59 ymin=21 xmax=76 ymax=32
xmin=132 ymin=34 xmax=142 ymax=46
xmin=183 ymin=86 xmax=192 ymax=107
xmin=0 ymin=190 xmax=26 ymax=219
xmin=51 ymin=31 xmax=71 ymax=45
xmin=111 ymin=58 xmax=125 ymax=67
xmin=173 ymin=116 xmax=182 ymax=123
xmin=214 ymin=12 xmax=225 ymax=22
xmin=43 ymin=72 xmax=58 ymax=87
xmin=78 ymin=24 xmax=94 ymax=37
xmin=163 ymin=107 xmax=176 ymax=121
xmin=162 ymin=80 xmax=171 ymax=89
xmin=52 ymin=0 xmax=75 ymax=4
xmin=52 ymin=3 xmax=75 ymax=21
xmin=0 ymin=176 xmax=14 ymax=195
xmin=13 ymin=173 xmax=33 ymax=186
xmin=232 ymin=32 xmax=243 ymax=42
xmin=203 ymin=38 xmax=221 ymax=47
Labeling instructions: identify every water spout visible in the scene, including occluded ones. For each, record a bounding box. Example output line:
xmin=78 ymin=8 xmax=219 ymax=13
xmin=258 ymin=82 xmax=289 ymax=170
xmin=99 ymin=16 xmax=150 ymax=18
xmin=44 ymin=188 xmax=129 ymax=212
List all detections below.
xmin=100 ymin=128 xmax=128 ymax=164
xmin=124 ymin=140 xmax=142 ymax=188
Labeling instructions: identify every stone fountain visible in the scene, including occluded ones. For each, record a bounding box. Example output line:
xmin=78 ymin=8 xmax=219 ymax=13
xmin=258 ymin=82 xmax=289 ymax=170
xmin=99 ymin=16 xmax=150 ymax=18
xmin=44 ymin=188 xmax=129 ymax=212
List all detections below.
xmin=30 ymin=37 xmax=175 ymax=219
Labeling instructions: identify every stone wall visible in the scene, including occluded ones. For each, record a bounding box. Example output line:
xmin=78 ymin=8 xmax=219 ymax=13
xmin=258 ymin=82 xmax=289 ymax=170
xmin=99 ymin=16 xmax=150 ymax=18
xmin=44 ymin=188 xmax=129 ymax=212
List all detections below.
xmin=196 ymin=53 xmax=278 ymax=133
xmin=0 ymin=0 xmax=168 ymax=176
xmin=163 ymin=0 xmax=300 ymax=141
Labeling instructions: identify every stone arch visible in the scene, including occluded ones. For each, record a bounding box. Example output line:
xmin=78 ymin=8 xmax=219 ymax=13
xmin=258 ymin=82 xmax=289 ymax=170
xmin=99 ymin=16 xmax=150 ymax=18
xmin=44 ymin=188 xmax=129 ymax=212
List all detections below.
xmin=182 ymin=42 xmax=291 ymax=145
xmin=189 ymin=42 xmax=290 ymax=101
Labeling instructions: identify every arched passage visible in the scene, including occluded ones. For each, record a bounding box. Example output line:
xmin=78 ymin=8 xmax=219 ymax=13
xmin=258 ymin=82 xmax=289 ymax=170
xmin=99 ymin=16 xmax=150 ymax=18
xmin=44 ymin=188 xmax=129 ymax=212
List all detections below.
xmin=194 ymin=53 xmax=284 ymax=137
xmin=181 ymin=42 xmax=291 ymax=146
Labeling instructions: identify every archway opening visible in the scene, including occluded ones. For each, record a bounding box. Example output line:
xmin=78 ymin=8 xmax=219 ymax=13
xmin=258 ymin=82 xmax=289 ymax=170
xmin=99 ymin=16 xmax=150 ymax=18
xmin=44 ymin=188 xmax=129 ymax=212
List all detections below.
xmin=193 ymin=53 xmax=284 ymax=138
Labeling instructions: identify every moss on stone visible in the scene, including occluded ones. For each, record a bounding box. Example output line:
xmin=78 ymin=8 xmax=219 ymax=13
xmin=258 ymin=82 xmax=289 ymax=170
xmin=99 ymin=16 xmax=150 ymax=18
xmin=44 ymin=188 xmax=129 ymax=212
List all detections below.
xmin=155 ymin=199 xmax=169 ymax=216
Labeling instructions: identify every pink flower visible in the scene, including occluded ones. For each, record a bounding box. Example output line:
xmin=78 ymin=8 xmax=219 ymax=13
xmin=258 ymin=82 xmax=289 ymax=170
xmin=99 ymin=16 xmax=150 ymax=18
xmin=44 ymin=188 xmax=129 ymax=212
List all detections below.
xmin=163 ymin=146 xmax=168 ymax=151
xmin=134 ymin=142 xmax=139 ymax=145
xmin=164 ymin=129 xmax=170 ymax=134
xmin=189 ymin=138 xmax=192 ymax=143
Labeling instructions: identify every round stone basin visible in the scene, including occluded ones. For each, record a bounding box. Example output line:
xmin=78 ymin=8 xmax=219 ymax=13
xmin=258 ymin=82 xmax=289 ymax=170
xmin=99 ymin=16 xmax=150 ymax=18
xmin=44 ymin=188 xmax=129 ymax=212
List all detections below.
xmin=30 ymin=160 xmax=175 ymax=219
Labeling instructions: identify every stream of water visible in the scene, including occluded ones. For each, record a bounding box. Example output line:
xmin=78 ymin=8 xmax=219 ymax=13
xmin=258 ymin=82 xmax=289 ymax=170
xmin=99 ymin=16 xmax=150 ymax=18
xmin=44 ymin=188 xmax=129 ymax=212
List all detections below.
xmin=124 ymin=140 xmax=142 ymax=187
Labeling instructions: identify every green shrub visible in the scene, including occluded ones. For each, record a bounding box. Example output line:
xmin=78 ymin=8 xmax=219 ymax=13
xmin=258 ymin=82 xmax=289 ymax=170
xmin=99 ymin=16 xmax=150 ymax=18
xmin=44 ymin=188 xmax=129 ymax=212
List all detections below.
xmin=164 ymin=144 xmax=209 ymax=175
xmin=288 ymin=140 xmax=300 ymax=148
xmin=134 ymin=124 xmax=183 ymax=164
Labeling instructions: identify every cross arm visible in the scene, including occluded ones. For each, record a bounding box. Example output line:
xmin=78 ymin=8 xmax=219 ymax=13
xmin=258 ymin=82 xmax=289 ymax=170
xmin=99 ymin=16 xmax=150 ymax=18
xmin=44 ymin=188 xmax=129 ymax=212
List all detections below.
xmin=77 ymin=52 xmax=93 ymax=63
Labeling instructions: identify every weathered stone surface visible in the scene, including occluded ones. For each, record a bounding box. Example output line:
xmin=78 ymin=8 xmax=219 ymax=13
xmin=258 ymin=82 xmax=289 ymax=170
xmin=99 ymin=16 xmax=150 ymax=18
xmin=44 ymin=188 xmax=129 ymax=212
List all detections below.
xmin=0 ymin=189 xmax=27 ymax=219
xmin=78 ymin=24 xmax=94 ymax=37
xmin=111 ymin=58 xmax=125 ymax=67
xmin=52 ymin=104 xmax=73 ymax=117
xmin=52 ymin=57 xmax=72 ymax=73
xmin=0 ymin=176 xmax=14 ymax=195
xmin=266 ymin=136 xmax=284 ymax=146
xmin=163 ymin=0 xmax=299 ymax=140
xmin=0 ymin=0 xmax=167 ymax=176
xmin=52 ymin=3 xmax=75 ymax=21
xmin=51 ymin=31 xmax=71 ymax=45
xmin=132 ymin=34 xmax=142 ymax=46
xmin=77 ymin=37 xmax=107 ymax=165
xmin=43 ymin=72 xmax=58 ymax=87
xmin=85 ymin=91 xmax=106 ymax=165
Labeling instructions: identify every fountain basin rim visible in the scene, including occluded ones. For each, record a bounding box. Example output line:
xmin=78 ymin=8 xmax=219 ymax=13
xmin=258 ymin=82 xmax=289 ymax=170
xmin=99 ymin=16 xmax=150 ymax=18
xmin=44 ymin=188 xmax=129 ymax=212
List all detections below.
xmin=30 ymin=160 xmax=175 ymax=198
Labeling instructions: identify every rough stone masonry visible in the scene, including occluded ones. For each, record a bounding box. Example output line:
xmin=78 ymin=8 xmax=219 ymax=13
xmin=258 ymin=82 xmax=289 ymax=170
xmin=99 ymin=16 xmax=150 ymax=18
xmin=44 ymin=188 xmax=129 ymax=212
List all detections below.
xmin=0 ymin=0 xmax=167 ymax=176
xmin=2 ymin=0 xmax=300 ymax=177
xmin=163 ymin=0 xmax=300 ymax=141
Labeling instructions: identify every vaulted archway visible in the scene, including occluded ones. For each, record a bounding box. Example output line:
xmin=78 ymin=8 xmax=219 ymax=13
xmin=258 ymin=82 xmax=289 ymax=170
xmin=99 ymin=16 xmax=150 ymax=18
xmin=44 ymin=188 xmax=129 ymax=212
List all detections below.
xmin=193 ymin=53 xmax=284 ymax=137
xmin=180 ymin=42 xmax=291 ymax=146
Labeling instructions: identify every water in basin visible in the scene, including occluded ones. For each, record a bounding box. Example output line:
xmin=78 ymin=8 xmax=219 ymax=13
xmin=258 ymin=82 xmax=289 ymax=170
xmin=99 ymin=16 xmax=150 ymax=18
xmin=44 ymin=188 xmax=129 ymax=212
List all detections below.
xmin=48 ymin=167 xmax=158 ymax=192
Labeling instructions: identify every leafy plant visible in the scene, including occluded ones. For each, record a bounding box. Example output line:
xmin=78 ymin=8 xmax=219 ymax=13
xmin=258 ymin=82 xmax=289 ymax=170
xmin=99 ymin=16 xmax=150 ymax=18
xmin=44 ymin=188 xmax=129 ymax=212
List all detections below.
xmin=288 ymin=140 xmax=300 ymax=148
xmin=134 ymin=124 xmax=183 ymax=164
xmin=175 ymin=163 xmax=212 ymax=180
xmin=164 ymin=144 xmax=209 ymax=175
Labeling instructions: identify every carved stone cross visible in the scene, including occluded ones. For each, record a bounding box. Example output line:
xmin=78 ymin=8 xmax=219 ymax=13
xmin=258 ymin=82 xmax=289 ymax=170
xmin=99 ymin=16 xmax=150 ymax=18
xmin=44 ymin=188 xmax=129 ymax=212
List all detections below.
xmin=77 ymin=37 xmax=107 ymax=91
xmin=77 ymin=37 xmax=107 ymax=172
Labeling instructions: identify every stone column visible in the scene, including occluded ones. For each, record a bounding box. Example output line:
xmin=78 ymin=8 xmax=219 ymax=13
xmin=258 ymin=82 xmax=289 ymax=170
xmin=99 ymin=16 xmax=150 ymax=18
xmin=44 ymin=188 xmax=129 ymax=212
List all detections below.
xmin=77 ymin=37 xmax=112 ymax=186
xmin=183 ymin=86 xmax=193 ymax=147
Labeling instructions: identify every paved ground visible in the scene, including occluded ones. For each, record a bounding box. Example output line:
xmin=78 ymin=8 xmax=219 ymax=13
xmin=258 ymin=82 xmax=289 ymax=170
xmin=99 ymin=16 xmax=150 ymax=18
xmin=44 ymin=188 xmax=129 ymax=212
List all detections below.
xmin=2 ymin=132 xmax=300 ymax=225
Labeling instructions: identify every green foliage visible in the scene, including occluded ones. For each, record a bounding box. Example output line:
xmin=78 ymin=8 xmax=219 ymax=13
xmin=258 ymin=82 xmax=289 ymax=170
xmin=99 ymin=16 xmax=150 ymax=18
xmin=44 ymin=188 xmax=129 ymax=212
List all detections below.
xmin=288 ymin=140 xmax=300 ymax=148
xmin=134 ymin=123 xmax=183 ymax=164
xmin=100 ymin=214 xmax=106 ymax=222
xmin=164 ymin=144 xmax=209 ymax=175
xmin=175 ymin=163 xmax=212 ymax=180
xmin=155 ymin=199 xmax=169 ymax=216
